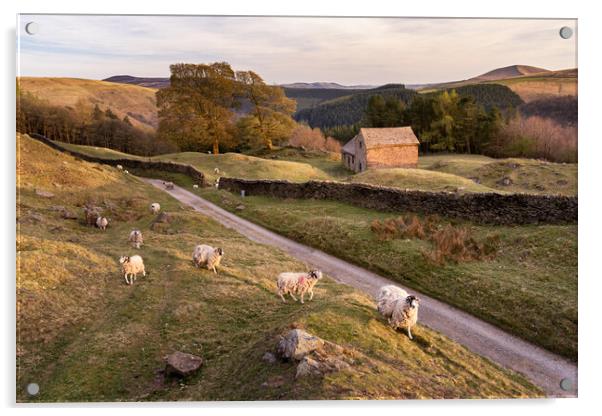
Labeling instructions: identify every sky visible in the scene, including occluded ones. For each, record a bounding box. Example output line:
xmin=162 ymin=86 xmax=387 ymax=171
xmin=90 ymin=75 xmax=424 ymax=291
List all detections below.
xmin=17 ymin=15 xmax=577 ymax=85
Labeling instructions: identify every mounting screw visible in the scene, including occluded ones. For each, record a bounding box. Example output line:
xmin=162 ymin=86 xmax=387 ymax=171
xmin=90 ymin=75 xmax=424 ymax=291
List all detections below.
xmin=559 ymin=26 xmax=573 ymax=40
xmin=25 ymin=22 xmax=39 ymax=35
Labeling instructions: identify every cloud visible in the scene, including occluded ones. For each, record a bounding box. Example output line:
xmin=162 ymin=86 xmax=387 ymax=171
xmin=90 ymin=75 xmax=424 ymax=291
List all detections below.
xmin=17 ymin=15 xmax=576 ymax=84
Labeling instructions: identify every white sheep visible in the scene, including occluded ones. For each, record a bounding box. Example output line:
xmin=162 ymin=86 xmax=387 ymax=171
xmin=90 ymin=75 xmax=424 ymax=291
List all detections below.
xmin=214 ymin=167 xmax=220 ymax=174
xmin=276 ymin=270 xmax=323 ymax=304
xmin=192 ymin=244 xmax=224 ymax=273
xmin=128 ymin=229 xmax=143 ymax=249
xmin=193 ymin=184 xmax=199 ymax=189
xmin=124 ymin=170 xmax=129 ymax=174
xmin=376 ymin=285 xmax=408 ymax=318
xmin=163 ymin=181 xmax=175 ymax=190
xmin=96 ymin=216 xmax=108 ymax=231
xmin=116 ymin=164 xmax=124 ymax=170
xmin=150 ymin=203 xmax=161 ymax=214
xmin=119 ymin=255 xmax=146 ymax=285
xmin=376 ymin=285 xmax=420 ymax=339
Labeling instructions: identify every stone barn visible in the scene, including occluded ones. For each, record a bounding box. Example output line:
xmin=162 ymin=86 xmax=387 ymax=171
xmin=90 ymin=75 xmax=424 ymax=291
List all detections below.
xmin=341 ymin=127 xmax=419 ymax=172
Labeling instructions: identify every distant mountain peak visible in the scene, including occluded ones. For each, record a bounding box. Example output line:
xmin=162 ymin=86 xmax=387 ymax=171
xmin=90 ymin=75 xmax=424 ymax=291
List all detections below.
xmin=473 ymin=65 xmax=550 ymax=81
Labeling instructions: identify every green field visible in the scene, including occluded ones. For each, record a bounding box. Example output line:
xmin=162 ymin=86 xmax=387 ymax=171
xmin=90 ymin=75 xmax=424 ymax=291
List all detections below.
xmin=17 ymin=134 xmax=542 ymax=400
xmin=189 ymin=187 xmax=577 ymax=361
xmin=55 ymin=141 xmax=577 ymax=196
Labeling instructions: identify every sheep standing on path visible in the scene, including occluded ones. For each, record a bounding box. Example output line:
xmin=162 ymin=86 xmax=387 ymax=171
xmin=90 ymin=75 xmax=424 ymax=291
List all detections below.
xmin=276 ymin=270 xmax=323 ymax=304
xmin=376 ymin=285 xmax=420 ymax=339
xmin=128 ymin=229 xmax=144 ymax=249
xmin=96 ymin=216 xmax=108 ymax=231
xmin=192 ymin=244 xmax=224 ymax=274
xmin=119 ymin=255 xmax=146 ymax=285
xmin=150 ymin=203 xmax=161 ymax=214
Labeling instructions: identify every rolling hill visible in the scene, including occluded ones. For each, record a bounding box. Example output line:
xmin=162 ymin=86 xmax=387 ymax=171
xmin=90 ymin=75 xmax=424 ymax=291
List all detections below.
xmin=16 ymin=133 xmax=541 ymax=401
xmin=18 ymin=77 xmax=159 ymax=132
xmin=104 ymin=75 xmax=170 ymax=89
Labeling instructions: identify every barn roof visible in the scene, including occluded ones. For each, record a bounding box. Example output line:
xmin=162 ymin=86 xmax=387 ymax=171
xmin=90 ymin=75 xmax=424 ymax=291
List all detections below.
xmin=360 ymin=127 xmax=419 ymax=148
xmin=341 ymin=137 xmax=356 ymax=155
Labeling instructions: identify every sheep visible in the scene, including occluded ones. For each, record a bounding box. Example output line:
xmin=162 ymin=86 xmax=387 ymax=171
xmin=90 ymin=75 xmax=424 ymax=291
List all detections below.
xmin=214 ymin=167 xmax=220 ymax=174
xmin=376 ymin=285 xmax=420 ymax=339
xmin=376 ymin=285 xmax=408 ymax=318
xmin=119 ymin=255 xmax=146 ymax=285
xmin=193 ymin=184 xmax=199 ymax=189
xmin=124 ymin=170 xmax=129 ymax=174
xmin=192 ymin=244 xmax=224 ymax=273
xmin=276 ymin=270 xmax=323 ymax=304
xmin=128 ymin=229 xmax=143 ymax=249
xmin=96 ymin=216 xmax=108 ymax=231
xmin=150 ymin=203 xmax=161 ymax=214
xmin=163 ymin=181 xmax=174 ymax=190
xmin=116 ymin=164 xmax=124 ymax=170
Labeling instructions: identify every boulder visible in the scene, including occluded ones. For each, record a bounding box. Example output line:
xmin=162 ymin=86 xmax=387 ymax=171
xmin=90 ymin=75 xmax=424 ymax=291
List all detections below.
xmin=83 ymin=206 xmax=102 ymax=226
xmin=277 ymin=329 xmax=324 ymax=361
xmin=164 ymin=351 xmax=203 ymax=377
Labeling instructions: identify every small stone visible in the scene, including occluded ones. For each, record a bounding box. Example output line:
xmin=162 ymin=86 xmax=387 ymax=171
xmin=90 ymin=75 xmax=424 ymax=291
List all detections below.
xmin=154 ymin=212 xmax=173 ymax=224
xmin=262 ymin=352 xmax=277 ymax=364
xmin=235 ymin=204 xmax=245 ymax=211
xmin=35 ymin=189 xmax=54 ymax=198
xmin=296 ymin=356 xmax=322 ymax=378
xmin=497 ymin=177 xmax=513 ymax=186
xmin=61 ymin=209 xmax=78 ymax=220
xmin=164 ymin=351 xmax=203 ymax=377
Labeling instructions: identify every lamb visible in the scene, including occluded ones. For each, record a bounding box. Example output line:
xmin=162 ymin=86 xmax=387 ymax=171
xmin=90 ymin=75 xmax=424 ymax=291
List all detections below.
xmin=376 ymin=285 xmax=420 ymax=339
xmin=192 ymin=244 xmax=224 ymax=273
xmin=163 ymin=181 xmax=175 ymax=190
xmin=119 ymin=255 xmax=146 ymax=285
xmin=96 ymin=216 xmax=108 ymax=231
xmin=128 ymin=229 xmax=143 ymax=249
xmin=276 ymin=270 xmax=323 ymax=304
xmin=150 ymin=203 xmax=161 ymax=214
xmin=116 ymin=164 xmax=123 ymax=170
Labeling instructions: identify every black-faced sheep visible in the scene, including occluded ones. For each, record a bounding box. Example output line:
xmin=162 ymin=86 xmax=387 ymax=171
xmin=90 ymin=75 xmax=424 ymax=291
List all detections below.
xmin=96 ymin=216 xmax=108 ymax=231
xmin=276 ymin=270 xmax=323 ymax=304
xmin=128 ymin=229 xmax=143 ymax=249
xmin=376 ymin=285 xmax=420 ymax=339
xmin=119 ymin=255 xmax=146 ymax=285
xmin=150 ymin=203 xmax=161 ymax=214
xmin=192 ymin=244 xmax=224 ymax=273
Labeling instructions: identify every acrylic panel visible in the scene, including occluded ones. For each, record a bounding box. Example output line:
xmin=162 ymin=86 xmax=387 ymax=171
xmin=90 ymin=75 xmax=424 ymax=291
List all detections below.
xmin=16 ymin=14 xmax=577 ymax=402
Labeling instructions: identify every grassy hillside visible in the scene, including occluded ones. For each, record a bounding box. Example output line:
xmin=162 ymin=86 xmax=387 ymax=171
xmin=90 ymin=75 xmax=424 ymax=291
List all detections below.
xmin=192 ymin=186 xmax=577 ymax=360
xmin=53 ymin=141 xmax=577 ymax=196
xmin=349 ymin=168 xmax=499 ymax=193
xmin=420 ymin=68 xmax=577 ymax=103
xmin=18 ymin=77 xmax=158 ymax=131
xmin=419 ymin=154 xmax=577 ymax=196
xmin=16 ymin=133 xmax=541 ymax=401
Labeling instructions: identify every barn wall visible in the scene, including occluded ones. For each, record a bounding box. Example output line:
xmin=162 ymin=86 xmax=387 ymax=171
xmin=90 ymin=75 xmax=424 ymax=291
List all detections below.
xmin=366 ymin=144 xmax=418 ymax=169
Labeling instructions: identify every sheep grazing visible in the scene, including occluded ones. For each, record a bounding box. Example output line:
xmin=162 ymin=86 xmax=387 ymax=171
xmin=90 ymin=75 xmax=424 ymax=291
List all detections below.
xmin=128 ymin=229 xmax=144 ymax=249
xmin=116 ymin=164 xmax=124 ymax=170
xmin=119 ymin=255 xmax=146 ymax=285
xmin=96 ymin=216 xmax=108 ymax=231
xmin=376 ymin=285 xmax=420 ymax=339
xmin=376 ymin=285 xmax=408 ymax=318
xmin=193 ymin=184 xmax=199 ymax=189
xmin=276 ymin=270 xmax=323 ymax=304
xmin=192 ymin=244 xmax=224 ymax=274
xmin=163 ymin=181 xmax=175 ymax=190
xmin=150 ymin=203 xmax=161 ymax=214
xmin=214 ymin=167 xmax=220 ymax=174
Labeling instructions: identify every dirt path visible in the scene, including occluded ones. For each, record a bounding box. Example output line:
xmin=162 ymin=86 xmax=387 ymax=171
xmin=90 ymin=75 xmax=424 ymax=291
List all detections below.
xmin=144 ymin=178 xmax=577 ymax=398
